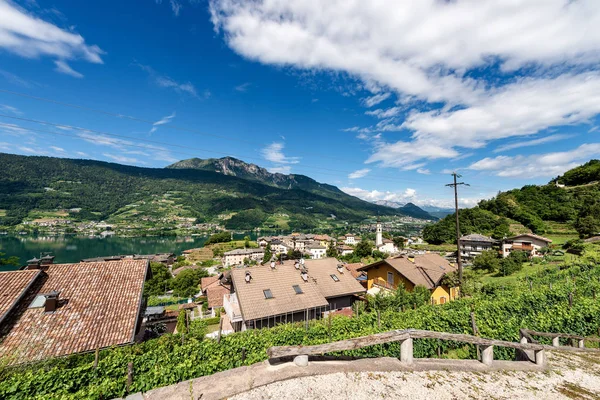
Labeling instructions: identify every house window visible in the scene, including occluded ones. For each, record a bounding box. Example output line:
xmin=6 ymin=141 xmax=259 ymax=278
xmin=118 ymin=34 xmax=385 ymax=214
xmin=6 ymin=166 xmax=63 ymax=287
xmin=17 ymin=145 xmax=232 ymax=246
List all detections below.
xmin=330 ymin=274 xmax=340 ymax=282
xmin=292 ymin=285 xmax=303 ymax=294
xmin=387 ymin=271 xmax=394 ymax=285
xmin=263 ymin=289 xmax=273 ymax=299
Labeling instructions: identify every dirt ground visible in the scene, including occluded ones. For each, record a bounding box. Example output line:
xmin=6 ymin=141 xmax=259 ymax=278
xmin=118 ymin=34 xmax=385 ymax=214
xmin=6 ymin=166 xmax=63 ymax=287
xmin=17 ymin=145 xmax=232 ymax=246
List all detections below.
xmin=232 ymin=352 xmax=600 ymax=400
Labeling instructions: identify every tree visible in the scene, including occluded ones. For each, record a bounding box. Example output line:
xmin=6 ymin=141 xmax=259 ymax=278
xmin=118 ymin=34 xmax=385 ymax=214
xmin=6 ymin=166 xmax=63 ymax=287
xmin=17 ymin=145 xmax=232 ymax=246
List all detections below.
xmin=205 ymin=231 xmax=232 ymax=245
xmin=262 ymin=245 xmax=272 ymax=263
xmin=172 ymin=268 xmax=208 ymax=298
xmin=287 ymin=249 xmax=303 ymax=260
xmin=326 ymin=240 xmax=338 ymax=258
xmin=0 ymin=252 xmax=19 ymax=267
xmin=354 ymin=240 xmax=374 ymax=258
xmin=243 ymin=235 xmax=251 ymax=249
xmin=472 ymin=250 xmax=501 ymax=273
xmin=392 ymin=236 xmax=405 ymax=250
xmin=144 ymin=262 xmax=173 ymax=296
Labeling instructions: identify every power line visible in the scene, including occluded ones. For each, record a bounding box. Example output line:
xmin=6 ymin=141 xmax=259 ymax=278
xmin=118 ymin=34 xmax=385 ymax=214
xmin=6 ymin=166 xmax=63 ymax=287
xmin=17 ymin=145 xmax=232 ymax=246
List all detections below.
xmin=0 ymin=122 xmax=455 ymax=187
xmin=446 ymin=172 xmax=469 ymax=289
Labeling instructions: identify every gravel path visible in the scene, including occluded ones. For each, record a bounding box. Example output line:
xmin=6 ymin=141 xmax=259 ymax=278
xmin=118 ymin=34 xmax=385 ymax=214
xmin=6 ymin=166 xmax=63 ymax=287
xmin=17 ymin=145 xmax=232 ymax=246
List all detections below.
xmin=232 ymin=352 xmax=600 ymax=400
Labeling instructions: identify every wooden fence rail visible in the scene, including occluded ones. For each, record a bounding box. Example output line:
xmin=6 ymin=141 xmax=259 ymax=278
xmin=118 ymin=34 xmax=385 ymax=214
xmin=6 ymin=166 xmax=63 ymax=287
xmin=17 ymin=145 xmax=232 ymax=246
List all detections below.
xmin=268 ymin=328 xmax=600 ymax=368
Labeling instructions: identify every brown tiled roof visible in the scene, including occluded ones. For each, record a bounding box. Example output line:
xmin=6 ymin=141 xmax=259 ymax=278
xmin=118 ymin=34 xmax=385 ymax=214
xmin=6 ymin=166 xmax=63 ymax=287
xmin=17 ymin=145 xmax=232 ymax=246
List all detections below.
xmin=207 ymin=284 xmax=231 ymax=308
xmin=0 ymin=260 xmax=148 ymax=364
xmin=505 ymin=233 xmax=552 ymax=243
xmin=344 ymin=263 xmax=365 ymax=279
xmin=359 ymin=254 xmax=456 ymax=289
xmin=0 ymin=270 xmax=41 ymax=326
xmin=201 ymin=276 xmax=220 ymax=291
xmin=230 ymin=263 xmax=328 ymax=321
xmin=303 ymin=258 xmax=366 ymax=299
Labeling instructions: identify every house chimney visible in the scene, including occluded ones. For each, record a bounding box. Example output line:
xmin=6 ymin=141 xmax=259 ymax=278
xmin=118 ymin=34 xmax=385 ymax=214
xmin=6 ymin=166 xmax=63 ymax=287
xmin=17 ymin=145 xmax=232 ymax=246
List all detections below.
xmin=270 ymin=261 xmax=276 ymax=270
xmin=40 ymin=254 xmax=55 ymax=266
xmin=408 ymin=255 xmax=415 ymax=263
xmin=26 ymin=257 xmax=41 ymax=269
xmin=44 ymin=291 xmax=60 ymax=313
xmin=337 ymin=264 xmax=344 ymax=274
xmin=301 ymin=270 xmax=309 ymax=282
xmin=245 ymin=271 xmax=252 ymax=283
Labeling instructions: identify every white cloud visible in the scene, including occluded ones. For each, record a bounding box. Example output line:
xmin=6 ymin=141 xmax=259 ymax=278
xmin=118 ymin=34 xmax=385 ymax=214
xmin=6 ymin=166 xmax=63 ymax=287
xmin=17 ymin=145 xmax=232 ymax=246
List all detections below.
xmin=210 ymin=0 xmax=600 ymax=171
xmin=0 ymin=104 xmax=22 ymax=115
xmin=0 ymin=1 xmax=104 ymax=70
xmin=149 ymin=111 xmax=176 ymax=134
xmin=363 ymin=93 xmax=391 ymax=108
xmin=210 ymin=0 xmax=600 ymax=106
xmin=49 ymin=145 xmax=65 ymax=153
xmin=348 ymin=168 xmax=370 ymax=179
xmin=103 ymin=153 xmax=146 ymax=165
xmin=0 ymin=122 xmax=29 ymax=135
xmin=76 ymin=151 xmax=87 ymax=157
xmin=417 ymin=168 xmax=430 ymax=175
xmin=135 ymin=62 xmax=200 ymax=97
xmin=261 ymin=142 xmax=300 ymax=164
xmin=170 ymin=0 xmax=182 ymax=16
xmin=268 ymin=165 xmax=291 ymax=174
xmin=493 ymin=134 xmax=575 ymax=153
xmin=54 ymin=60 xmax=83 ymax=78
xmin=469 ymin=143 xmax=600 ymax=178
xmin=235 ymin=82 xmax=251 ymax=92
xmin=342 ymin=186 xmax=482 ymax=209
xmin=365 ymin=107 xmax=401 ymax=119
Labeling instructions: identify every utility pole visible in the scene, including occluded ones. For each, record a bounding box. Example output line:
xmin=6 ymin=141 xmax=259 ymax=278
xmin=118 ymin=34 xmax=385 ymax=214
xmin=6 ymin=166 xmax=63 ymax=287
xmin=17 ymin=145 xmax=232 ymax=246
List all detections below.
xmin=446 ymin=173 xmax=469 ymax=289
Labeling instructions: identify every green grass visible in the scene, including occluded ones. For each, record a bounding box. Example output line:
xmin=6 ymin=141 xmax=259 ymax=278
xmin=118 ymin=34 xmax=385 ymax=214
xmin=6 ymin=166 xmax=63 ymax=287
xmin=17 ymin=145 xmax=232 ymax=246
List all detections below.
xmin=0 ymin=210 xmax=5 ymax=217
xmin=545 ymin=233 xmax=579 ymax=245
xmin=412 ymin=243 xmax=456 ymax=252
xmin=476 ymin=262 xmax=547 ymax=285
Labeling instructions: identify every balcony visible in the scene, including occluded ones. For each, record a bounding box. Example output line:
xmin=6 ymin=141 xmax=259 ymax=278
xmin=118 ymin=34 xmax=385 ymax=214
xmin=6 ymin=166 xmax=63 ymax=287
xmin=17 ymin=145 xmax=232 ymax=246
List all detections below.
xmin=223 ymin=293 xmax=243 ymax=322
xmin=512 ymin=244 xmax=534 ymax=251
xmin=372 ymin=277 xmax=397 ymax=291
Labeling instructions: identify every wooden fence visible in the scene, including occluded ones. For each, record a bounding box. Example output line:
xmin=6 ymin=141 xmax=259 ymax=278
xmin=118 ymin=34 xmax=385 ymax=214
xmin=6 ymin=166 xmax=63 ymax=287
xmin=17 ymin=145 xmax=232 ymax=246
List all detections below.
xmin=267 ymin=328 xmax=600 ymax=367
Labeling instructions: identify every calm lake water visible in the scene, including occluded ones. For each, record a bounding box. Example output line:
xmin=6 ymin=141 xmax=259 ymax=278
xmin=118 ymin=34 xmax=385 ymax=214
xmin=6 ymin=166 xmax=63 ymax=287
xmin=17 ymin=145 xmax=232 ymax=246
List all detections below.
xmin=0 ymin=233 xmax=261 ymax=271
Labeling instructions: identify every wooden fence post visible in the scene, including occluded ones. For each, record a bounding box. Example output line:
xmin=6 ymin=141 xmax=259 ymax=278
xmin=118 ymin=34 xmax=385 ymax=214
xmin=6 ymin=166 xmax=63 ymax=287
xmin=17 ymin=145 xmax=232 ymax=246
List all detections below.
xmin=400 ymin=337 xmax=413 ymax=363
xmin=217 ymin=317 xmax=223 ymax=344
xmin=569 ymin=292 xmax=573 ymax=309
xmin=126 ymin=362 xmax=134 ymax=392
xmin=93 ymin=347 xmax=99 ymax=369
xmin=471 ymin=311 xmax=480 ymax=360
xmin=480 ymin=345 xmax=493 ymax=366
xmin=377 ymin=310 xmax=381 ymax=330
xmin=552 ymin=336 xmax=560 ymax=347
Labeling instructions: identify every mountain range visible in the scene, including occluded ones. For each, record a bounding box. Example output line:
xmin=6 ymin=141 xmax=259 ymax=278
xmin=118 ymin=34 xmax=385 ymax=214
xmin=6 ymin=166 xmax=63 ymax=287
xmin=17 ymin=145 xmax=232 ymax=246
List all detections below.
xmin=373 ymin=200 xmax=452 ymax=219
xmin=0 ymin=153 xmax=434 ymax=231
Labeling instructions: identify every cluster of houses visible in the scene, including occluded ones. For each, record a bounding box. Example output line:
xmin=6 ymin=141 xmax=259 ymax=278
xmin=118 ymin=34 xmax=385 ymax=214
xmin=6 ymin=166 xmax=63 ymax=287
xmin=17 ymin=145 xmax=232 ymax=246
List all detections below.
xmin=222 ymin=221 xmax=405 ymax=267
xmin=204 ymin=252 xmax=459 ymax=333
xmin=458 ymin=233 xmax=553 ymax=260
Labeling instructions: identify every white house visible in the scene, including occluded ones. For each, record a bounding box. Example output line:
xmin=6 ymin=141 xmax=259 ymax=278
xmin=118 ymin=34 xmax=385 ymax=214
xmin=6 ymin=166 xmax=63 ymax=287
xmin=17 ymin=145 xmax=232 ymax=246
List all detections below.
xmin=343 ymin=234 xmax=358 ymax=245
xmin=501 ymin=234 xmax=552 ymax=258
xmin=459 ymin=234 xmax=498 ymax=259
xmin=306 ymin=245 xmax=326 ymax=259
xmin=223 ymin=248 xmax=265 ymax=267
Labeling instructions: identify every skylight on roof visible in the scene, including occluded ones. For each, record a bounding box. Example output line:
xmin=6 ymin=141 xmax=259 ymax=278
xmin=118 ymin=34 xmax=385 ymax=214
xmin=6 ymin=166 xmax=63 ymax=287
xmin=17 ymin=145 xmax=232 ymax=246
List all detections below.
xmin=292 ymin=285 xmax=303 ymax=294
xmin=263 ymin=289 xmax=273 ymax=299
xmin=330 ymin=274 xmax=340 ymax=282
xmin=28 ymin=295 xmax=46 ymax=308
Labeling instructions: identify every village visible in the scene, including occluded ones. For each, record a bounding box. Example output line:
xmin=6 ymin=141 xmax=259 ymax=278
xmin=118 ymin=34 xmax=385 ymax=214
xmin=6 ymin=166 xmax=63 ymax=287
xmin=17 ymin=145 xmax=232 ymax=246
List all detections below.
xmin=0 ymin=214 xmax=561 ymax=368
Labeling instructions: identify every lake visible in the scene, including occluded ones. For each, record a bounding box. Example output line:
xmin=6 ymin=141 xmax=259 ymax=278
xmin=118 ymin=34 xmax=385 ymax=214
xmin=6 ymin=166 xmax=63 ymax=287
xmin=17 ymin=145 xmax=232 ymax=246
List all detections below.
xmin=0 ymin=233 xmax=261 ymax=271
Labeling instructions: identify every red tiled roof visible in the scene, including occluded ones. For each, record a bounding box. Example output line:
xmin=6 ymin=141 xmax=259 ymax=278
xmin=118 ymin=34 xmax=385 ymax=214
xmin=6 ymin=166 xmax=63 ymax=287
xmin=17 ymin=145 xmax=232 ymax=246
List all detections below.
xmin=0 ymin=260 xmax=148 ymax=364
xmin=345 ymin=263 xmax=365 ymax=279
xmin=201 ymin=276 xmax=220 ymax=291
xmin=0 ymin=270 xmax=41 ymax=326
xmin=207 ymin=284 xmax=231 ymax=308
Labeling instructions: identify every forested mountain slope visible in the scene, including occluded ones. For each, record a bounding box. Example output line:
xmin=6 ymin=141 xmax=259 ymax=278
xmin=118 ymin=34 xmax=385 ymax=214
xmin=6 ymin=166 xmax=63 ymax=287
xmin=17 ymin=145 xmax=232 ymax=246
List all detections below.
xmin=0 ymin=153 xmax=427 ymax=230
xmin=423 ymin=160 xmax=600 ymax=243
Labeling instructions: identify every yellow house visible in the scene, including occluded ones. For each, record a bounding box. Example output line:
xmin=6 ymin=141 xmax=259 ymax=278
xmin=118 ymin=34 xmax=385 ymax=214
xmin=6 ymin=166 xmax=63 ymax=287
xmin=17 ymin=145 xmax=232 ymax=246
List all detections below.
xmin=357 ymin=253 xmax=459 ymax=304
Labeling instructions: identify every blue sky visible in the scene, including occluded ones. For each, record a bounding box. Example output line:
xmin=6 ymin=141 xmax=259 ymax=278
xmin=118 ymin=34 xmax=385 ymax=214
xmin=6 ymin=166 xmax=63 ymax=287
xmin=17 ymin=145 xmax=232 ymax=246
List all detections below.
xmin=0 ymin=0 xmax=599 ymax=209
